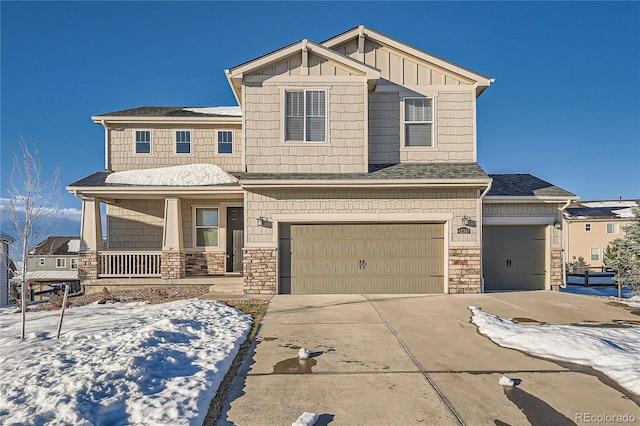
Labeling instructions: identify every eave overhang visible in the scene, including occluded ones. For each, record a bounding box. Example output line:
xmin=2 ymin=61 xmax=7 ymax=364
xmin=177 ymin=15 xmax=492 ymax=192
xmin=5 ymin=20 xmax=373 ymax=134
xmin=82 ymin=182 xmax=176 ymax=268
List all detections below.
xmin=67 ymin=185 xmax=244 ymax=200
xmin=91 ymin=115 xmax=242 ymax=125
xmin=483 ymin=196 xmax=578 ymax=204
xmin=240 ymin=178 xmax=492 ymax=189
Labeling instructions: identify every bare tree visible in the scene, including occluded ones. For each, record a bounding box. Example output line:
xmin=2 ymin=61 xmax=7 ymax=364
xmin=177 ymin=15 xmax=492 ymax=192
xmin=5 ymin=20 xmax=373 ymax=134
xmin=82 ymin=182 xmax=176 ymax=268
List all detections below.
xmin=2 ymin=136 xmax=61 ymax=339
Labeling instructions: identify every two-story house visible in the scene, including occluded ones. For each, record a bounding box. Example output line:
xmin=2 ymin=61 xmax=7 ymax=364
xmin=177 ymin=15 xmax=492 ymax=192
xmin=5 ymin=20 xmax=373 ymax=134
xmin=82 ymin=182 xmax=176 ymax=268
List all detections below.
xmin=25 ymin=236 xmax=81 ymax=300
xmin=68 ymin=25 xmax=575 ymax=294
xmin=562 ymin=200 xmax=639 ymax=269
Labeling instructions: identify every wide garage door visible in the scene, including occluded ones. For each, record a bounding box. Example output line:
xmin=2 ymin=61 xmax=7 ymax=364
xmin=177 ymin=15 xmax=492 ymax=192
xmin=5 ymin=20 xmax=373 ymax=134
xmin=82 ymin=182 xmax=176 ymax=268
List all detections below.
xmin=483 ymin=225 xmax=545 ymax=291
xmin=279 ymin=223 xmax=444 ymax=294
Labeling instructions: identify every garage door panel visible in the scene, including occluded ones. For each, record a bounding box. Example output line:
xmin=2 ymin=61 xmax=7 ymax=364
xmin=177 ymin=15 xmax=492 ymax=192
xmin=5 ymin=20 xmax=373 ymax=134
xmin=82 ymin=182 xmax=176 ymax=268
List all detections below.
xmin=282 ymin=223 xmax=444 ymax=294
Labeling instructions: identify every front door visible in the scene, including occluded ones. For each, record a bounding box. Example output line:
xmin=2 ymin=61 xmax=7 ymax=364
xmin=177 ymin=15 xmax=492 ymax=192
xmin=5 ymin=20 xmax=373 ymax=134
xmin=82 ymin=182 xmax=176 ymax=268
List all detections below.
xmin=226 ymin=207 xmax=244 ymax=273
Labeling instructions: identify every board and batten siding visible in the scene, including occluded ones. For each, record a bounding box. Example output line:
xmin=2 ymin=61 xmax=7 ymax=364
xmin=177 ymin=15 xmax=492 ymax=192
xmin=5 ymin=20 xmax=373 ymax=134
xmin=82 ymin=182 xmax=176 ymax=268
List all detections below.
xmin=245 ymin=187 xmax=479 ymax=246
xmin=109 ymin=124 xmax=243 ymax=172
xmin=248 ymin=53 xmax=359 ymax=78
xmin=243 ymin=79 xmax=367 ymax=173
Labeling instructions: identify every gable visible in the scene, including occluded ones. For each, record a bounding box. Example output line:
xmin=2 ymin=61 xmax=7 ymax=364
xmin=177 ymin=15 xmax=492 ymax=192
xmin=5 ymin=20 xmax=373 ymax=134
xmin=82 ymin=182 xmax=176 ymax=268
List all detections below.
xmin=248 ymin=52 xmax=364 ymax=78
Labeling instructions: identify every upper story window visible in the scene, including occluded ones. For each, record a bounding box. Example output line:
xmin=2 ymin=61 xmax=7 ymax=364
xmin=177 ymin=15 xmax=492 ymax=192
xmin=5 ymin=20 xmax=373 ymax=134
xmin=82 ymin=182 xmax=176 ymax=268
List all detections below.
xmin=39 ymin=258 xmax=45 ymax=266
xmin=585 ymin=223 xmax=591 ymax=232
xmin=56 ymin=258 xmax=66 ymax=268
xmin=176 ymin=131 xmax=191 ymax=154
xmin=135 ymin=130 xmax=151 ymax=154
xmin=285 ymin=89 xmax=326 ymax=143
xmin=218 ymin=131 xmax=233 ymax=154
xmin=70 ymin=258 xmax=78 ymax=270
xmin=404 ymin=97 xmax=434 ymax=147
xmin=606 ymin=223 xmax=619 ymax=234
xmin=194 ymin=207 xmax=219 ymax=247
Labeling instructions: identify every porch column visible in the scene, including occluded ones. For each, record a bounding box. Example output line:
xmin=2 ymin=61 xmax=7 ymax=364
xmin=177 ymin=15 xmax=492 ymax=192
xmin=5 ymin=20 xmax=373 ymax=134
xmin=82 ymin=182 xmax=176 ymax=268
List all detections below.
xmin=78 ymin=198 xmax=103 ymax=281
xmin=161 ymin=198 xmax=185 ymax=279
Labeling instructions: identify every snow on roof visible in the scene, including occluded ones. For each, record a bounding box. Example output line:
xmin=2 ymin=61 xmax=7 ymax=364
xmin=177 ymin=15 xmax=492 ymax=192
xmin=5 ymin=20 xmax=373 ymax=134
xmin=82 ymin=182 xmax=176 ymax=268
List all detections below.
xmin=182 ymin=106 xmax=242 ymax=116
xmin=581 ymin=200 xmax=639 ymax=208
xmin=105 ymin=164 xmax=238 ymax=186
xmin=25 ymin=271 xmax=78 ymax=281
xmin=67 ymin=239 xmax=80 ymax=253
xmin=611 ymin=207 xmax=635 ymax=218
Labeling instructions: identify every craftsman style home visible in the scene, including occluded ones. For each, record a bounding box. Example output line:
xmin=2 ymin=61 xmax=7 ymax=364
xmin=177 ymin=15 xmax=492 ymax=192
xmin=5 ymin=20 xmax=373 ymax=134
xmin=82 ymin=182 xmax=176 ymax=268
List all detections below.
xmin=68 ymin=26 xmax=575 ymax=294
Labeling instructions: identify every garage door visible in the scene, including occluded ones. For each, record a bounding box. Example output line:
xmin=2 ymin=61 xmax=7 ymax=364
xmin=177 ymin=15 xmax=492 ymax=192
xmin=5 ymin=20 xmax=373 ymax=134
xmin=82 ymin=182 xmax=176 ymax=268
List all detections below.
xmin=279 ymin=223 xmax=444 ymax=294
xmin=483 ymin=225 xmax=545 ymax=291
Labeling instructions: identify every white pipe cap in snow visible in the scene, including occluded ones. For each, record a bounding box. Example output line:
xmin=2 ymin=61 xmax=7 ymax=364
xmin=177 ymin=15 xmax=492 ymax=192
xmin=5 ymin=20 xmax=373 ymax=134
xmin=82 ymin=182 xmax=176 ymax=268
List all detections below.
xmin=292 ymin=412 xmax=319 ymax=426
xmin=298 ymin=348 xmax=310 ymax=359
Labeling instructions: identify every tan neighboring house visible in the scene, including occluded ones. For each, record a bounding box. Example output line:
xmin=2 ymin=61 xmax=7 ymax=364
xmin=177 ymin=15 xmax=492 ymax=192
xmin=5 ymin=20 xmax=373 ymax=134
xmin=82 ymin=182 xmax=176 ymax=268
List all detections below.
xmin=562 ymin=200 xmax=639 ymax=269
xmin=67 ymin=25 xmax=575 ymax=294
xmin=25 ymin=236 xmax=80 ymax=300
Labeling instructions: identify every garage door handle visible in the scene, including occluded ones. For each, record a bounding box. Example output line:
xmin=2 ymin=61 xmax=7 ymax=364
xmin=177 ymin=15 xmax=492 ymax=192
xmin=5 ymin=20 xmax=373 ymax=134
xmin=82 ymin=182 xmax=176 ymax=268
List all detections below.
xmin=506 ymin=259 xmax=512 ymax=268
xmin=359 ymin=259 xmax=367 ymax=269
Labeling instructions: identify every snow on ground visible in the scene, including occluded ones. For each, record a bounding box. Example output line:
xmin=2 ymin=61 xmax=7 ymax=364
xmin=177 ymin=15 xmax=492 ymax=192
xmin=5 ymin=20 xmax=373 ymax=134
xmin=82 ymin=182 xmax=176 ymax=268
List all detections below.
xmin=469 ymin=306 xmax=640 ymax=395
xmin=105 ymin=164 xmax=238 ymax=186
xmin=0 ymin=299 xmax=252 ymax=425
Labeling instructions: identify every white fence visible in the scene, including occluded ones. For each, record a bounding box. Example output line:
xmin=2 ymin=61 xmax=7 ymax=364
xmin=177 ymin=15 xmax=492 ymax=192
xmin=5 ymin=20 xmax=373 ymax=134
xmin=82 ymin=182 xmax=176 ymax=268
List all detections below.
xmin=98 ymin=251 xmax=162 ymax=277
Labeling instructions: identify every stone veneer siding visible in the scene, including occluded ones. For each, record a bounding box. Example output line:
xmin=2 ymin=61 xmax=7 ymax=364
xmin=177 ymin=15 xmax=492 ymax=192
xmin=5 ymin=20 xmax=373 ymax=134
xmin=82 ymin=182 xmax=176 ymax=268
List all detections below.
xmin=78 ymin=251 xmax=99 ymax=281
xmin=448 ymin=247 xmax=481 ymax=293
xmin=161 ymin=251 xmax=185 ymax=279
xmin=551 ymin=248 xmax=562 ymax=288
xmin=185 ymin=252 xmax=225 ymax=276
xmin=243 ymin=248 xmax=277 ymax=294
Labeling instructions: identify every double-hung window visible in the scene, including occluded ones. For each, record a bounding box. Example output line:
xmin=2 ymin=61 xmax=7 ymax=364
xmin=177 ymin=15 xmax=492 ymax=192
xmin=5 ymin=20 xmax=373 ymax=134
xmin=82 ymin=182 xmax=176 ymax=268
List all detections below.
xmin=194 ymin=207 xmax=219 ymax=247
xmin=70 ymin=258 xmax=78 ymax=270
xmin=285 ymin=89 xmax=326 ymax=142
xmin=218 ymin=131 xmax=233 ymax=154
xmin=135 ymin=130 xmax=151 ymax=154
xmin=56 ymin=258 xmax=66 ymax=268
xmin=590 ymin=248 xmax=600 ymax=261
xmin=606 ymin=223 xmax=618 ymax=234
xmin=404 ymin=97 xmax=434 ymax=147
xmin=176 ymin=131 xmax=191 ymax=154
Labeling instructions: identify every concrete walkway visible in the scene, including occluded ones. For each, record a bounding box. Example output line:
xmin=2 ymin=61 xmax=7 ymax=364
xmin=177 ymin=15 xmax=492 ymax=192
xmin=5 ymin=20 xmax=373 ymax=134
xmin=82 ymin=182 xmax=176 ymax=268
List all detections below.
xmin=217 ymin=291 xmax=640 ymax=425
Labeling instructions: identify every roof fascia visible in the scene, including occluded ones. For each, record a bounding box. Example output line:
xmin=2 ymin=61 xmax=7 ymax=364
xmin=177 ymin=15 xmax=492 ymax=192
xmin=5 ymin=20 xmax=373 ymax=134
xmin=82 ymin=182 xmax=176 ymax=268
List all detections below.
xmin=67 ymin=185 xmax=244 ymax=199
xmin=91 ymin=115 xmax=242 ymax=125
xmin=322 ymin=26 xmax=494 ymax=92
xmin=240 ymin=178 xmax=491 ymax=189
xmin=483 ymin=196 xmax=577 ymax=204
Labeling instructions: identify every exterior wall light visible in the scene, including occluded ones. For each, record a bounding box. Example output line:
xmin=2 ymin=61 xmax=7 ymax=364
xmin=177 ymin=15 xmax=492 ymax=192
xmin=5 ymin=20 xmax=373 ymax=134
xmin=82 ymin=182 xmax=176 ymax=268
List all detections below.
xmin=257 ymin=217 xmax=268 ymax=227
xmin=553 ymin=220 xmax=562 ymax=230
xmin=462 ymin=216 xmax=471 ymax=226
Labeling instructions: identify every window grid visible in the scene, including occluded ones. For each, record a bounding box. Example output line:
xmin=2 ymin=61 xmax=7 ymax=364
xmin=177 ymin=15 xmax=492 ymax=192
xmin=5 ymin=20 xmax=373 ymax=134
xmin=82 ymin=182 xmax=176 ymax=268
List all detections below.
xmin=135 ymin=130 xmax=151 ymax=154
xmin=585 ymin=223 xmax=591 ymax=232
xmin=176 ymin=131 xmax=191 ymax=154
xmin=39 ymin=258 xmax=45 ymax=266
xmin=218 ymin=131 xmax=233 ymax=154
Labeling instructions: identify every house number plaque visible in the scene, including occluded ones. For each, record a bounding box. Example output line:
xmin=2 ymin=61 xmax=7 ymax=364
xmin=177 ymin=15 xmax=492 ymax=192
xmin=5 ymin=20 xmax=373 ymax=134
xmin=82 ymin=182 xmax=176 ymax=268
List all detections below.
xmin=457 ymin=227 xmax=471 ymax=234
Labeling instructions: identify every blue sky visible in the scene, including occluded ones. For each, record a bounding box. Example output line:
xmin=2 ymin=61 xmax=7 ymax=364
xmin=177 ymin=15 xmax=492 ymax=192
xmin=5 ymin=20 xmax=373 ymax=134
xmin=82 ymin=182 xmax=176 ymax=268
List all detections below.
xmin=1 ymin=1 xmax=639 ymax=242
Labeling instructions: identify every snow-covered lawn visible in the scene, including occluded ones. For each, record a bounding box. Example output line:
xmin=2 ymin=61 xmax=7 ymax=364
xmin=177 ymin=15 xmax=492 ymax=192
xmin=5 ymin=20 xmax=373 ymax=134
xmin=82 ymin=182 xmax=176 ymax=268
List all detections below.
xmin=469 ymin=306 xmax=640 ymax=395
xmin=0 ymin=299 xmax=252 ymax=425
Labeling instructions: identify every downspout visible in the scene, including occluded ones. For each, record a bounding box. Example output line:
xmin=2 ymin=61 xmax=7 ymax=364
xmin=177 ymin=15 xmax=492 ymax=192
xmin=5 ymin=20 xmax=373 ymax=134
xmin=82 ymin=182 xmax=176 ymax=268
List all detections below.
xmin=479 ymin=180 xmax=493 ymax=293
xmin=559 ymin=199 xmax=572 ymax=288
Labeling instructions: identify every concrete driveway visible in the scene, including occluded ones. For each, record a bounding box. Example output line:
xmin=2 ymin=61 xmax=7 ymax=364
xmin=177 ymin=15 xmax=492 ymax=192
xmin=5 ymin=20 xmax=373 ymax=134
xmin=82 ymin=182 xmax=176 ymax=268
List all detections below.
xmin=217 ymin=291 xmax=640 ymax=425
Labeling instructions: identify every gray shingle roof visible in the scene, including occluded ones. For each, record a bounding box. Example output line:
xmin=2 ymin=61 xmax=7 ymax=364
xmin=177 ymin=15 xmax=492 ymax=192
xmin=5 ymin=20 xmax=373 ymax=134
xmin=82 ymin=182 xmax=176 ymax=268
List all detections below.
xmin=487 ymin=174 xmax=575 ymax=197
xmin=241 ymin=163 xmax=490 ymax=181
xmin=95 ymin=106 xmax=241 ymax=118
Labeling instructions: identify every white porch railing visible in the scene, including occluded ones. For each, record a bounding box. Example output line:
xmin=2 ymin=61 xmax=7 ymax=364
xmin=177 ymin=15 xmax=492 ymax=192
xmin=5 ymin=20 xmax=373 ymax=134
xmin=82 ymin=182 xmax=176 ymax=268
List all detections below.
xmin=98 ymin=251 xmax=162 ymax=278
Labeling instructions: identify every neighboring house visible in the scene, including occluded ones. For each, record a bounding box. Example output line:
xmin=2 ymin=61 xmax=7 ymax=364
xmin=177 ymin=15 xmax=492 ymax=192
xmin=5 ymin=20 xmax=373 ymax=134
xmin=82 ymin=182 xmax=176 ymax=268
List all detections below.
xmin=562 ymin=200 xmax=639 ymax=269
xmin=25 ymin=236 xmax=80 ymax=300
xmin=67 ymin=25 xmax=575 ymax=294
xmin=0 ymin=233 xmax=15 ymax=306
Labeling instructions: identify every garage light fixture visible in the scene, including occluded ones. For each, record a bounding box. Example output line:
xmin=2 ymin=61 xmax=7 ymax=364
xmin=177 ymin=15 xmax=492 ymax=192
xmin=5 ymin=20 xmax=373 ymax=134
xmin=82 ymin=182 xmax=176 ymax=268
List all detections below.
xmin=461 ymin=216 xmax=471 ymax=226
xmin=553 ymin=220 xmax=562 ymax=230
xmin=257 ymin=216 xmax=268 ymax=227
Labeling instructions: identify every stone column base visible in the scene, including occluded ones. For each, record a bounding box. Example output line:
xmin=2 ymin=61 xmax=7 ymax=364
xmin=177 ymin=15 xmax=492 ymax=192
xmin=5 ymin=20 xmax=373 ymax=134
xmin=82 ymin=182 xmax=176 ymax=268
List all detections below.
xmin=161 ymin=251 xmax=185 ymax=279
xmin=78 ymin=251 xmax=99 ymax=281
xmin=449 ymin=247 xmax=481 ymax=293
xmin=551 ymin=248 xmax=563 ymax=288
xmin=243 ymin=248 xmax=277 ymax=294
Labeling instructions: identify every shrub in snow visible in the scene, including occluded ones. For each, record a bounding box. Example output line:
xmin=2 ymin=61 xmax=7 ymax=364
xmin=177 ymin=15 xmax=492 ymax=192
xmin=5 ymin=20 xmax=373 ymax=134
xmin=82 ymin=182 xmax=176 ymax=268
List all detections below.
xmin=604 ymin=207 xmax=640 ymax=292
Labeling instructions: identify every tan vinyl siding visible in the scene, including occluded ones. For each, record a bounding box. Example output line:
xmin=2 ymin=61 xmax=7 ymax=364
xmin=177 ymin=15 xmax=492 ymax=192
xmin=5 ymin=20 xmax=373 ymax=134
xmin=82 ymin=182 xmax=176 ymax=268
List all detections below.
xmin=483 ymin=203 xmax=560 ymax=218
xmin=109 ymin=124 xmax=242 ymax=172
xmin=107 ymin=200 xmax=164 ymax=249
xmin=564 ymin=219 xmax=629 ymax=268
xmin=248 ymin=53 xmax=358 ymax=78
xmin=245 ymin=187 xmax=479 ymax=245
xmin=244 ymin=79 xmax=367 ymax=173
xmin=336 ymin=40 xmax=473 ymax=87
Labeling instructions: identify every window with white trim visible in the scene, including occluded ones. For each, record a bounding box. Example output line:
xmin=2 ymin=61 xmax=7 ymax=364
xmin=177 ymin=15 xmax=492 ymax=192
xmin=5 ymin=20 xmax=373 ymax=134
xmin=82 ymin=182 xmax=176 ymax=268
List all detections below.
xmin=194 ymin=207 xmax=219 ymax=247
xmin=285 ymin=89 xmax=326 ymax=142
xmin=56 ymin=258 xmax=66 ymax=268
xmin=70 ymin=258 xmax=78 ymax=270
xmin=585 ymin=223 xmax=591 ymax=232
xmin=176 ymin=131 xmax=191 ymax=154
xmin=135 ymin=130 xmax=151 ymax=154
xmin=217 ymin=131 xmax=233 ymax=154
xmin=606 ymin=223 xmax=619 ymax=234
xmin=590 ymin=248 xmax=600 ymax=261
xmin=404 ymin=97 xmax=434 ymax=147
xmin=39 ymin=258 xmax=45 ymax=266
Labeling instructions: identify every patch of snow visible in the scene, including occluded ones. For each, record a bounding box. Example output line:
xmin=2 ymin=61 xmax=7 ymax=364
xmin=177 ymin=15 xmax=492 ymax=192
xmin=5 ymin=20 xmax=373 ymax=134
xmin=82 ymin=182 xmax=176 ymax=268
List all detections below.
xmin=292 ymin=412 xmax=319 ymax=426
xmin=183 ymin=106 xmax=242 ymax=116
xmin=0 ymin=298 xmax=252 ymax=425
xmin=468 ymin=306 xmax=640 ymax=395
xmin=105 ymin=164 xmax=238 ymax=186
xmin=498 ymin=376 xmax=515 ymax=387
xmin=611 ymin=207 xmax=636 ymax=218
xmin=67 ymin=238 xmax=80 ymax=253
xmin=581 ymin=201 xmax=639 ymax=208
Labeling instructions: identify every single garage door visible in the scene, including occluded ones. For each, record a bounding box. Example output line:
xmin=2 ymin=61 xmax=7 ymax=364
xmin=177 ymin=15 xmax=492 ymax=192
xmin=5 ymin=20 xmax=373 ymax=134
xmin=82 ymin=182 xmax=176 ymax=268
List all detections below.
xmin=483 ymin=225 xmax=545 ymax=291
xmin=279 ymin=223 xmax=444 ymax=294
